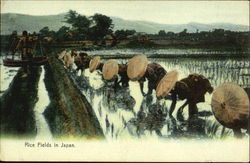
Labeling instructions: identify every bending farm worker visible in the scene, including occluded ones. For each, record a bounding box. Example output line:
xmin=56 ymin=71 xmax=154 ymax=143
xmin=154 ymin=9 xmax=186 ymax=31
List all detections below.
xmin=116 ymin=63 xmax=129 ymax=88
xmin=211 ymin=83 xmax=249 ymax=138
xmin=169 ymin=73 xmax=214 ymax=117
xmin=74 ymin=52 xmax=92 ymax=75
xmin=127 ymin=55 xmax=167 ymax=96
xmin=138 ymin=62 xmax=167 ymax=96
xmin=89 ymin=56 xmax=104 ymax=73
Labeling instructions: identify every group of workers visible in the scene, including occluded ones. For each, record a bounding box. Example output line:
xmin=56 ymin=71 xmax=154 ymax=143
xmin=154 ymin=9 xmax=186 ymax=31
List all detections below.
xmin=8 ymin=30 xmax=38 ymax=78
xmin=6 ymin=30 xmax=248 ymax=137
xmin=73 ymin=52 xmax=249 ymax=138
xmin=60 ymin=49 xmax=214 ymax=118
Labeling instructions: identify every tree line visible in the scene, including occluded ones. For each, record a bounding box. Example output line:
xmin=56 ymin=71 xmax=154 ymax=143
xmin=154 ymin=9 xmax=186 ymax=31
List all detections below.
xmin=39 ymin=10 xmax=113 ymax=42
xmin=1 ymin=10 xmax=249 ymax=49
xmin=154 ymin=29 xmax=249 ymax=46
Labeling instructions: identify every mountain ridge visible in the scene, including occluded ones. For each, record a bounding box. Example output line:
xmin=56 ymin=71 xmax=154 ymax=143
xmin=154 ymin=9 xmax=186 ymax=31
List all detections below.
xmin=1 ymin=13 xmax=249 ymax=35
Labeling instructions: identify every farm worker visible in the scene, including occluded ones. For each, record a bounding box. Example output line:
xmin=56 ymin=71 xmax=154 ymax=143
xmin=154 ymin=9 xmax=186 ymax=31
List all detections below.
xmin=60 ymin=49 xmax=77 ymax=71
xmin=169 ymin=73 xmax=214 ymax=117
xmin=89 ymin=56 xmax=104 ymax=73
xmin=74 ymin=52 xmax=92 ymax=75
xmin=211 ymin=83 xmax=249 ymax=138
xmin=96 ymin=62 xmax=104 ymax=71
xmin=102 ymin=60 xmax=130 ymax=89
xmin=138 ymin=62 xmax=167 ymax=96
xmin=15 ymin=31 xmax=35 ymax=61
xmin=116 ymin=64 xmax=130 ymax=87
xmin=14 ymin=30 xmax=36 ymax=77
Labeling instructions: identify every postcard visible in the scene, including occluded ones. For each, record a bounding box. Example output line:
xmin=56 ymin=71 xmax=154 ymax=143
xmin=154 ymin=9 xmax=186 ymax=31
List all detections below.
xmin=0 ymin=0 xmax=249 ymax=162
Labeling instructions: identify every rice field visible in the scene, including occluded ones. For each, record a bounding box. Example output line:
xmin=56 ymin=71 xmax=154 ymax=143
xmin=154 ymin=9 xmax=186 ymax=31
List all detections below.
xmin=71 ymin=55 xmax=250 ymax=140
xmin=1 ymin=49 xmax=249 ymax=140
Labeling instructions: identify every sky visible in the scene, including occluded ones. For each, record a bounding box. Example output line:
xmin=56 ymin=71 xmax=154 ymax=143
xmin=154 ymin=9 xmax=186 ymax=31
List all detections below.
xmin=1 ymin=0 xmax=249 ymax=25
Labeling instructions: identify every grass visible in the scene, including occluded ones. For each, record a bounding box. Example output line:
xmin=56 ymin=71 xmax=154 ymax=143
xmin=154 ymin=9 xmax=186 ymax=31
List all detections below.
xmin=204 ymin=120 xmax=232 ymax=139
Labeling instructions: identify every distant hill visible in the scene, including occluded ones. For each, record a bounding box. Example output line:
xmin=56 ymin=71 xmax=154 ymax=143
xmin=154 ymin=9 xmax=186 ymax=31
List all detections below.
xmin=112 ymin=17 xmax=249 ymax=33
xmin=1 ymin=13 xmax=249 ymax=35
xmin=1 ymin=13 xmax=69 ymax=35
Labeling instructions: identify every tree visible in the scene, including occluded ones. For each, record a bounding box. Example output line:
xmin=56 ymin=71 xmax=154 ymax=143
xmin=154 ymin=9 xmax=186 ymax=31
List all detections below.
xmin=39 ymin=27 xmax=50 ymax=36
xmin=166 ymin=32 xmax=175 ymax=39
xmin=39 ymin=26 xmax=55 ymax=38
xmin=89 ymin=14 xmax=114 ymax=41
xmin=64 ymin=10 xmax=78 ymax=25
xmin=179 ymin=28 xmax=188 ymax=39
xmin=64 ymin=10 xmax=91 ymax=40
xmin=55 ymin=26 xmax=71 ymax=41
xmin=115 ymin=29 xmax=136 ymax=40
xmin=64 ymin=11 xmax=113 ymax=41
xmin=158 ymin=30 xmax=167 ymax=36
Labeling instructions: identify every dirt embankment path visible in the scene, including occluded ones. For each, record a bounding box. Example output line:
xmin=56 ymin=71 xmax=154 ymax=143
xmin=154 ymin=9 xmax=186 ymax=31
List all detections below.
xmin=43 ymin=53 xmax=104 ymax=139
xmin=1 ymin=67 xmax=41 ymax=137
xmin=1 ymin=50 xmax=104 ymax=139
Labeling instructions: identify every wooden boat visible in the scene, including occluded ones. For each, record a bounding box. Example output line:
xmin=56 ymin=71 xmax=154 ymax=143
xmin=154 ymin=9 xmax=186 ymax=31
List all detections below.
xmin=3 ymin=56 xmax=48 ymax=67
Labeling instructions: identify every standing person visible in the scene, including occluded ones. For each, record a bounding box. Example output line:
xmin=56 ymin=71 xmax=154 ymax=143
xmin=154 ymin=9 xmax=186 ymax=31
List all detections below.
xmin=138 ymin=62 xmax=167 ymax=96
xmin=15 ymin=30 xmax=36 ymax=77
xmin=169 ymin=73 xmax=214 ymax=117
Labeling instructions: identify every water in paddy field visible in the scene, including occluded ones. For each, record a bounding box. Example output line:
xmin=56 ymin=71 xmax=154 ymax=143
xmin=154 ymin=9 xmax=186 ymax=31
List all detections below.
xmin=86 ymin=48 xmax=249 ymax=56
xmin=1 ymin=55 xmax=52 ymax=139
xmin=1 ymin=52 xmax=249 ymax=140
xmin=34 ymin=67 xmax=52 ymax=140
xmin=71 ymin=57 xmax=250 ymax=140
xmin=0 ymin=57 xmax=19 ymax=96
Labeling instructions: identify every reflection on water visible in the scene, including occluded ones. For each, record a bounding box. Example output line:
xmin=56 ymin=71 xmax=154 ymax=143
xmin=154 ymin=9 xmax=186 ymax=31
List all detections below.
xmin=1 ymin=56 xmax=52 ymax=139
xmin=34 ymin=67 xmax=52 ymax=140
xmin=152 ymin=58 xmax=250 ymax=88
xmin=0 ymin=58 xmax=19 ymax=95
xmin=86 ymin=48 xmax=249 ymax=56
xmin=2 ymin=52 xmax=248 ymax=140
xmin=70 ymin=57 xmax=249 ymax=140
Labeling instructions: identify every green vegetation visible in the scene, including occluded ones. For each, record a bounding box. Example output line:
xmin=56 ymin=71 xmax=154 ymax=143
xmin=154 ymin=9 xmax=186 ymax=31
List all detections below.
xmin=1 ymin=67 xmax=41 ymax=137
xmin=2 ymin=13 xmax=249 ymax=35
xmin=43 ymin=50 xmax=104 ymax=138
xmin=1 ymin=11 xmax=249 ymax=52
xmin=205 ymin=121 xmax=232 ymax=139
xmin=39 ymin=10 xmax=114 ymax=42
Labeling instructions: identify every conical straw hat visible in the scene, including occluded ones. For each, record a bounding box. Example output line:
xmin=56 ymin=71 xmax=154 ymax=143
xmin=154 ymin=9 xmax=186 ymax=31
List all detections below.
xmin=102 ymin=59 xmax=119 ymax=80
xmin=89 ymin=56 xmax=100 ymax=73
xmin=211 ymin=83 xmax=249 ymax=129
xmin=58 ymin=50 xmax=67 ymax=59
xmin=127 ymin=55 xmax=148 ymax=81
xmin=156 ymin=70 xmax=179 ymax=99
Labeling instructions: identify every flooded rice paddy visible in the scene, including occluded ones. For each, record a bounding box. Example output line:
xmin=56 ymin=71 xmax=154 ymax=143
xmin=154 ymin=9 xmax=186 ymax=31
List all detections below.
xmin=86 ymin=48 xmax=249 ymax=56
xmin=0 ymin=58 xmax=19 ymax=95
xmin=1 ymin=51 xmax=249 ymax=140
xmin=72 ymin=57 xmax=250 ymax=140
xmin=33 ymin=67 xmax=52 ymax=140
xmin=0 ymin=56 xmax=52 ymax=139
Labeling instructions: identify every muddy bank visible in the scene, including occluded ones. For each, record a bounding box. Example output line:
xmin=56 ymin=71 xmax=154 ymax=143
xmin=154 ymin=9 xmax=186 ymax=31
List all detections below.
xmin=44 ymin=54 xmax=104 ymax=139
xmin=1 ymin=67 xmax=41 ymax=137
